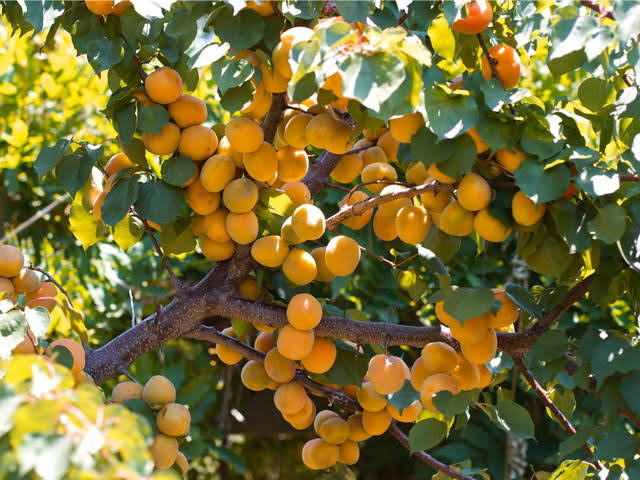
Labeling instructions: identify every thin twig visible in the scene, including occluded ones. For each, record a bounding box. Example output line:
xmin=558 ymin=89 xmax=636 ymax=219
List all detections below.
xmin=476 ymin=33 xmax=517 ymax=115
xmin=618 ymin=408 xmax=640 ymax=430
xmin=136 ymin=214 xmax=182 ymax=291
xmin=119 ymin=367 xmax=139 ymax=383
xmin=27 ymin=265 xmax=74 ymax=306
xmin=323 ymin=181 xmax=352 ymax=192
xmin=579 ymin=0 xmax=614 ymax=19
xmin=1 ymin=195 xmax=69 ymax=243
xmin=132 ymin=54 xmax=148 ymax=79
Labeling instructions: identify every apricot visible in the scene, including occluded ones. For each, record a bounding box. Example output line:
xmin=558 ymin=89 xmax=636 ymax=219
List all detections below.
xmin=496 ymin=148 xmax=525 ymax=172
xmin=216 ymin=327 xmax=244 ymax=365
xmin=367 ymin=354 xmax=408 ymax=395
xmin=325 ymin=119 xmax=353 ymax=155
xmin=377 ymin=131 xmax=399 ymax=162
xmin=361 ymin=409 xmax=392 ymax=436
xmin=157 ymin=403 xmax=191 ymax=436
xmin=200 ymin=237 xmax=235 ymax=261
xmin=245 ymin=0 xmax=275 ymax=16
xmin=282 ymin=249 xmax=317 ymax=286
xmin=426 ymin=164 xmax=455 ymax=184
xmin=363 ymin=126 xmax=388 ymax=141
xmin=476 ymin=364 xmax=493 ymax=388
xmin=340 ymin=191 xmax=373 ymax=230
xmin=420 ymin=373 xmax=461 ymax=414
xmin=467 ymin=126 xmax=490 ymax=154
xmin=168 ymin=94 xmax=207 ymax=128
xmin=311 ymin=247 xmax=336 ymax=282
xmin=282 ymin=181 xmax=311 ymax=208
xmin=373 ymin=210 xmax=398 ymax=241
xmin=0 ymin=245 xmax=24 ymax=278
xmin=276 ymin=148 xmax=308 ymax=182
xmin=449 ymin=313 xmax=491 ymax=344
xmin=305 ymin=114 xmax=339 ymax=150
xmin=420 ymin=181 xmax=452 ymax=213
xmin=457 ymin=173 xmax=491 ymax=211
xmin=143 ymin=122 xmax=180 ymax=155
xmin=216 ymin=135 xmax=244 ymax=167
xmin=225 ymin=211 xmax=258 ymax=245
xmin=142 ymin=375 xmax=176 ymax=407
xmin=474 ymin=209 xmax=512 ymax=242
xmin=273 ymin=27 xmax=314 ymax=75
xmin=314 ymin=410 xmax=340 ymax=432
xmin=512 ymin=190 xmax=546 ymax=226
xmin=199 ymin=154 xmax=234 ymax=194
xmin=377 ymin=185 xmax=412 ymax=216
xmin=317 ymin=416 xmax=350 ymax=445
xmin=280 ymin=217 xmax=304 ymax=245
xmin=338 ymin=440 xmax=360 ymax=465
xmin=331 ymin=153 xmax=363 ymax=184
xmin=277 ymin=324 xmax=315 ymax=360
xmin=360 ymin=145 xmax=388 ymax=167
xmin=389 ymin=112 xmax=424 ymax=143
xmin=452 ymin=0 xmax=493 ymax=34
xmin=421 ymin=342 xmax=458 ymax=375
xmin=451 ymin=353 xmax=480 ymax=390
xmin=410 ymin=357 xmax=429 ymax=390
xmin=302 ymin=337 xmax=336 ymax=374
xmin=91 ymin=188 xmax=108 ymax=220
xmin=356 ymin=381 xmax=387 ymax=412
xmin=26 ymin=296 xmax=57 ymax=312
xmin=302 ymin=438 xmax=339 ymax=470
xmin=222 ymin=178 xmax=258 ymax=213
xmin=274 ymin=381 xmax=308 ymax=415
xmin=439 ymin=200 xmax=475 ymax=237
xmin=225 ymin=117 xmax=264 ymax=153
xmin=105 ymin=152 xmax=135 ymax=176
xmin=11 ymin=269 xmax=39 ymax=294
xmin=346 ymin=413 xmax=371 ymax=441
xmin=291 ymin=204 xmax=326 ymax=241
xmin=46 ymin=338 xmax=85 ymax=373
xmin=406 ymin=161 xmax=428 ymax=185
xmin=241 ymin=360 xmax=271 ymax=391
xmin=396 ymin=205 xmax=430 ymax=244
xmin=284 ymin=113 xmax=312 ymax=148
xmin=283 ymin=395 xmax=315 ymax=428
xmin=254 ymin=331 xmax=275 ymax=353
xmin=361 ymin=162 xmax=398 ymax=194
xmin=243 ymin=142 xmax=278 ymax=182
xmin=461 ymin=328 xmax=497 ymax=364
xmin=325 ymin=235 xmax=361 ymax=277
xmin=26 ymin=281 xmax=57 ymax=302
xmin=258 ymin=63 xmax=289 ymax=93
xmin=490 ymin=290 xmax=519 ymax=328
xmin=111 ymin=381 xmax=143 ymax=404
xmin=251 ymin=235 xmax=289 ymax=268
xmin=145 ymin=67 xmax=182 ymax=105
xmin=149 ymin=434 xmax=178 ymax=469
xmin=175 ymin=451 xmax=189 ymax=476
xmin=481 ymin=44 xmax=521 ymax=90
xmin=202 ymin=209 xmax=230 ymax=243
xmin=287 ymin=293 xmax=322 ymax=330
xmin=387 ymin=399 xmax=422 ymax=423
xmin=85 ymin=0 xmax=114 ymax=15
xmin=264 ymin=347 xmax=296 ymax=383
xmin=11 ymin=329 xmax=36 ymax=355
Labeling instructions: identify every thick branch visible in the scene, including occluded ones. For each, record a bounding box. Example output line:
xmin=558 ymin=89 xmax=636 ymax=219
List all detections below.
xmin=532 ymin=274 xmax=595 ymax=333
xmin=262 ymin=92 xmax=287 ymax=143
xmin=303 ymin=150 xmax=343 ymax=195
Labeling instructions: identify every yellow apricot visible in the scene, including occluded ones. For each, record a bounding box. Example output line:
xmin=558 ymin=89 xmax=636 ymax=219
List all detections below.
xmin=318 ymin=416 xmax=350 ymax=445
xmin=420 ymin=180 xmax=452 ymax=212
xmin=284 ymin=113 xmax=312 ymax=148
xmin=449 ymin=313 xmax=491 ymax=344
xmin=410 ymin=357 xmax=429 ymax=390
xmin=186 ymin=179 xmax=220 ymax=215
xmin=168 ymin=94 xmax=207 ymax=128
xmin=283 ymin=395 xmax=315 ymax=428
xmin=111 ymin=381 xmax=143 ymax=404
xmin=420 ymin=373 xmax=460 ymax=413
xmin=311 ymin=247 xmax=336 ymax=282
xmin=201 ymin=237 xmax=235 ymax=261
xmin=149 ymin=434 xmax=178 ymax=469
xmin=175 ymin=451 xmax=189 ymax=476
xmin=46 ymin=339 xmax=85 ymax=373
xmin=302 ymin=438 xmax=340 ymax=470
xmin=0 ymin=245 xmax=24 ymax=278
xmin=356 ymin=380 xmax=387 ymax=412
xmin=291 ymin=204 xmax=326 ymax=241
xmin=406 ymin=161 xmax=428 ymax=185
xmin=276 ymin=148 xmax=308 ymax=182
xmin=280 ymin=216 xmax=305 ymax=245
xmin=25 ymin=281 xmax=57 ymax=302
xmin=490 ymin=289 xmax=519 ymax=328
xmin=245 ymin=0 xmax=275 ymax=16
xmin=421 ymin=342 xmax=458 ymax=375
xmin=241 ymin=360 xmax=271 ymax=391
xmin=396 ymin=205 xmax=430 ymax=244
xmin=363 ymin=126 xmax=388 ymax=140
xmin=474 ymin=209 xmax=512 ymax=242
xmin=338 ymin=440 xmax=360 ymax=465
xmin=0 ymin=277 xmax=14 ymax=299
xmin=325 ymin=119 xmax=354 ymax=155
xmin=105 ymin=152 xmax=135 ymax=176
xmin=387 ymin=399 xmax=422 ymax=422
xmin=274 ymin=381 xmax=308 ymax=414
xmin=434 ymin=301 xmax=458 ymax=327
xmin=461 ymin=328 xmax=497 ymax=365
xmin=451 ymin=353 xmax=480 ymax=390
xmin=439 ymin=200 xmax=475 ymax=237
xmin=361 ymin=409 xmax=392 ymax=436
xmin=85 ymin=0 xmax=114 ymax=15
xmin=143 ymin=122 xmax=180 ymax=155
xmin=225 ymin=211 xmax=258 ymax=245
xmin=325 ymin=235 xmax=361 ymax=277
xmin=254 ymin=331 xmax=275 ymax=353
xmin=157 ymin=403 xmax=191 ymax=436
xmin=361 ymin=162 xmax=398 ymax=194
xmin=305 ymin=114 xmax=339 ymax=150
xmin=331 ymin=153 xmax=363 ymax=184
xmin=467 ymin=126 xmax=489 ymax=153
xmin=11 ymin=269 xmax=39 ymax=294
xmin=314 ymin=410 xmax=340 ymax=433
xmin=367 ymin=354 xmax=408 ymax=395
xmin=340 ymin=191 xmax=373 ymax=230
xmin=216 ymin=135 xmax=244 ymax=167
xmin=512 ymin=190 xmax=546 ymax=226
xmin=373 ymin=210 xmax=398 ymax=241
xmin=202 ymin=209 xmax=230 ymax=243
xmin=222 ymin=178 xmax=258 ymax=213
xmin=427 ymin=163 xmax=457 ymax=184
xmin=476 ymin=364 xmax=493 ymax=388
xmin=377 ymin=131 xmax=399 ymax=162
xmin=251 ymin=235 xmax=289 ymax=268
xmin=346 ymin=413 xmax=371 ymax=441
xmin=389 ymin=112 xmax=424 ymax=143
xmin=496 ymin=148 xmax=525 ymax=172
xmin=199 ymin=154 xmax=235 ymax=192
xmin=277 ymin=324 xmax=315 ymax=360
xmin=242 ymin=141 xmax=278 ymax=182
xmin=11 ymin=329 xmax=36 ymax=355
xmin=360 ymin=145 xmax=388 ymax=167
xmin=264 ymin=347 xmax=296 ymax=383
xmin=457 ymin=173 xmax=491 ymax=212
xmin=225 ymin=117 xmax=264 ymax=153
xmin=145 ymin=67 xmax=182 ymax=104
xmin=282 ymin=249 xmax=317 ymax=285
xmin=281 ymin=181 xmax=311 ymax=208
xmin=302 ymin=337 xmax=336 ymax=374
xmin=377 ymin=185 xmax=412 ymax=216
xmin=142 ymin=375 xmax=176 ymax=407
xmin=287 ymin=293 xmax=322 ymax=330
xmin=258 ymin=63 xmax=289 ymax=93
xmin=216 ymin=327 xmax=244 ymax=365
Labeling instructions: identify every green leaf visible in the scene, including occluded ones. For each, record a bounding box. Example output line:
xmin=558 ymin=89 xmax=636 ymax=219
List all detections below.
xmin=618 ymin=221 xmax=640 ymax=273
xmin=113 ymin=102 xmax=136 ymax=143
xmin=548 ymin=17 xmax=598 ymax=75
xmin=123 ymin=398 xmax=157 ymax=427
xmin=521 ymin=231 xmax=575 ymax=279
xmin=546 ymin=386 xmax=575 ymax=426
xmin=113 ymin=215 xmax=144 ymax=251
xmin=504 ymin=283 xmax=541 ymax=318
xmin=428 ymin=14 xmax=455 ymax=60
xmin=336 ymin=0 xmax=374 ymax=23
xmin=289 ymin=71 xmax=318 ymax=104
xmin=54 ymin=151 xmax=94 ymax=197
xmin=575 ymin=168 xmax=619 ymax=197
xmin=160 ymin=217 xmax=197 ymax=255
xmin=528 ymin=330 xmax=568 ymax=363
xmin=437 ymin=134 xmax=476 ymax=178
xmin=212 ymin=57 xmax=254 ymax=95
xmin=211 ymin=7 xmax=265 ymax=50
xmin=259 ymin=188 xmax=295 ymax=217
xmin=386 ymin=379 xmax=420 ymax=412
xmin=411 ymin=127 xmax=455 ymax=166
xmin=587 ymin=203 xmax=627 ymax=244
xmin=24 ymin=307 xmax=50 ymax=342
xmin=552 ymin=201 xmax=594 ymax=253
xmin=620 ymin=371 xmax=640 ymax=417
xmin=102 ymin=176 xmax=140 ymax=227
xmin=416 ymin=245 xmax=449 ymax=276
xmin=161 ymin=156 xmax=197 ymax=187
xmin=597 ymin=427 xmax=639 ymax=461
xmin=548 ymin=460 xmax=589 ymax=480
xmin=135 ymin=181 xmax=185 ymax=226
xmin=422 ymin=226 xmax=461 ymax=263
xmin=35 ymin=138 xmax=72 ymax=177
xmin=320 ymin=345 xmax=368 ymax=386
xmin=220 ymin=82 xmax=254 ymax=114
xmin=613 ymin=2 xmax=640 ymax=43
xmin=490 ymin=401 xmax=535 ymax=439
xmin=0 ymin=310 xmax=27 ymax=359
xmin=18 ymin=433 xmax=73 ymax=480
xmin=443 ymin=287 xmax=494 ymax=322
xmin=513 ymin=160 xmax=570 ymax=203
xmin=408 ymin=418 xmax=447 ymax=453
xmin=424 ymin=87 xmax=478 ymax=140
xmin=578 ymin=78 xmax=614 ymax=112
xmin=432 ymin=390 xmax=476 ymax=417
xmin=69 ymin=202 xmax=105 ymax=249
xmin=558 ymin=425 xmax=596 ymax=457
xmin=231 ymin=318 xmax=252 ymax=339
xmin=120 ymin=137 xmax=147 ymax=165
xmin=481 ymin=82 xmax=528 ymax=112
xmin=137 ymin=104 xmax=169 ymax=134
xmin=49 ymin=345 xmax=74 ymax=370
xmin=590 ymin=333 xmax=640 ymax=388
xmin=520 ymin=122 xmax=563 ymax=160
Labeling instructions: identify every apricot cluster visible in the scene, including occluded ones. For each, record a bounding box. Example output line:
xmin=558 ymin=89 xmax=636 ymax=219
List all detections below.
xmin=111 ymin=375 xmax=190 ymax=476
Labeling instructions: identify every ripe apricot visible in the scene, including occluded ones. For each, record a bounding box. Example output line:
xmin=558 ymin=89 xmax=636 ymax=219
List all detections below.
xmin=11 ymin=269 xmax=39 ymax=294
xmin=363 ymin=126 xmax=388 ymax=141
xmin=452 ymin=353 xmax=481 ymax=390
xmin=46 ymin=338 xmax=85 ymax=373
xmin=340 ymin=191 xmax=373 ymax=230
xmin=325 ymin=119 xmax=353 ymax=155
xmin=287 ymin=293 xmax=322 ymax=330
xmin=26 ymin=281 xmax=57 ymax=302
xmin=406 ymin=161 xmax=428 ymax=185
xmin=481 ymin=44 xmax=521 ymax=90
xmin=216 ymin=327 xmax=244 ymax=365
xmin=145 ymin=67 xmax=182 ymax=105
xmin=457 ymin=173 xmax=491 ymax=211
xmin=273 ymin=27 xmax=315 ymax=78
xmin=276 ymin=148 xmax=308 ymax=182
xmin=222 ymin=178 xmax=258 ymax=214
xmin=361 ymin=162 xmax=398 ymax=193
xmin=439 ymin=200 xmax=474 ymax=237
xmin=0 ymin=245 xmax=24 ymax=278
xmin=496 ymin=148 xmax=525 ymax=172
xmin=325 ymin=235 xmax=361 ymax=277
xmin=274 ymin=381 xmax=308 ymax=415
xmin=410 ymin=357 xmax=429 ymax=390
xmin=466 ymin=126 xmax=489 ymax=153
xmin=105 ymin=152 xmax=135 ymax=176
xmin=199 ymin=155 xmax=236 ymax=194
xmin=277 ymin=324 xmax=315 ymax=360
xmin=241 ymin=360 xmax=271 ymax=391
xmin=251 ymin=235 xmax=289 ymax=268
xmin=225 ymin=117 xmax=264 ymax=153
xmin=420 ymin=181 xmax=453 ymax=212
xmin=302 ymin=438 xmax=339 ymax=470
xmin=142 ymin=375 xmax=176 ymax=407
xmin=314 ymin=410 xmax=340 ymax=432
xmin=280 ymin=217 xmax=304 ymax=245
xmin=331 ymin=153 xmax=363 ymax=184
xmin=377 ymin=185 xmax=412 ymax=216
xmin=302 ymin=337 xmax=336 ymax=374
xmin=318 ymin=416 xmax=350 ymax=445
xmin=175 ymin=451 xmax=189 ymax=476
xmin=373 ymin=210 xmax=398 ymax=241
xmin=421 ymin=342 xmax=458 ymax=375
xmin=420 ymin=373 xmax=460 ymax=413
xmin=474 ymin=209 xmax=512 ymax=242
xmin=346 ymin=413 xmax=371 ymax=441
xmin=216 ymin=135 xmax=244 ymax=167
xmin=143 ymin=122 xmax=180 ymax=155
xmin=360 ymin=145 xmax=388 ymax=167
xmin=311 ymin=247 xmax=336 ymax=282
xmin=264 ymin=347 xmax=296 ymax=383
xmin=291 ymin=204 xmax=325 ymax=241
xmin=168 ymin=94 xmax=207 ymax=128
xmin=0 ymin=277 xmax=14 ymax=298
xmin=284 ymin=113 xmax=312 ymax=148
xmin=202 ymin=209 xmax=230 ymax=243
xmin=12 ymin=329 xmax=36 ymax=355
xmin=282 ymin=249 xmax=317 ymax=286
xmin=461 ymin=328 xmax=497 ymax=364
xmin=157 ymin=403 xmax=191 ymax=436
xmin=361 ymin=409 xmax=392 ymax=436
xmin=26 ymin=297 xmax=57 ymax=312
xmin=86 ymin=0 xmax=114 ymax=15
xmin=281 ymin=181 xmax=311 ymax=208
xmin=149 ymin=434 xmax=178 ymax=469
xmin=111 ymin=381 xmax=143 ymax=404
xmin=254 ymin=331 xmax=275 ymax=353
xmin=367 ymin=354 xmax=407 ymax=395
xmin=201 ymin=237 xmax=235 ymax=261
xmin=305 ymin=114 xmax=339 ymax=150
xmin=225 ymin=211 xmax=258 ymax=245
xmin=389 ymin=112 xmax=424 ymax=143
xmin=283 ymin=395 xmax=315 ymax=428
xmin=244 ymin=0 xmax=275 ymax=16
xmin=356 ymin=381 xmax=387 ymax=412
xmin=338 ymin=440 xmax=360 ymax=465
xmin=490 ymin=289 xmax=519 ymax=328
xmin=449 ymin=313 xmax=491 ymax=344
xmin=476 ymin=364 xmax=493 ymax=388
xmin=396 ymin=205 xmax=430 ymax=244
xmin=377 ymin=131 xmax=399 ymax=162
xmin=243 ymin=142 xmax=278 ymax=182
xmin=512 ymin=191 xmax=546 ymax=226
xmin=452 ymin=0 xmax=493 ymax=34
xmin=387 ymin=399 xmax=422 ymax=423
xmin=258 ymin=63 xmax=289 ymax=93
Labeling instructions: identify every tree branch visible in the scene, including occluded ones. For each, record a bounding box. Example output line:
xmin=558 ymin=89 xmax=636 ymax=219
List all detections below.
xmin=302 ymin=150 xmax=343 ymax=195
xmin=27 ymin=265 xmax=74 ymax=307
xmin=579 ymin=0 xmax=614 ymax=19
xmin=138 ymin=215 xmax=183 ymax=291
xmin=262 ymin=92 xmax=287 ymax=144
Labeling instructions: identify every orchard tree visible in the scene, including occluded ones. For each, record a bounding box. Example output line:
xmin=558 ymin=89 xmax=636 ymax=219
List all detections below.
xmin=1 ymin=0 xmax=640 ymax=479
